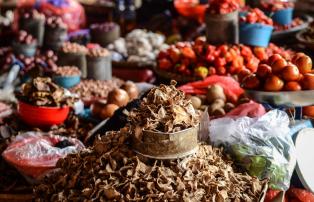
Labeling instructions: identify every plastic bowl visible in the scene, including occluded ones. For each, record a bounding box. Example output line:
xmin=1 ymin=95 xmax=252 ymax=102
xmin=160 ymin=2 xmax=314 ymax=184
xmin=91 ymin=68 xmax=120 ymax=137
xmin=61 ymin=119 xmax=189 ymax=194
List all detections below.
xmin=18 ymin=101 xmax=70 ymax=127
xmin=240 ymin=23 xmax=273 ymax=47
xmin=12 ymin=42 xmax=37 ymax=57
xmin=174 ymin=0 xmax=208 ymax=22
xmin=271 ymin=8 xmax=293 ymax=26
xmin=53 ymin=75 xmax=81 ymax=89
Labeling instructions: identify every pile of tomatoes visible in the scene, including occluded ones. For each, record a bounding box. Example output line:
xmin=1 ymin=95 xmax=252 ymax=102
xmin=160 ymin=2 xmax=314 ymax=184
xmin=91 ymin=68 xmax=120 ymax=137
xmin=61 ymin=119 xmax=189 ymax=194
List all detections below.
xmin=242 ymin=53 xmax=314 ymax=91
xmin=240 ymin=8 xmax=273 ymax=25
xmin=260 ymin=0 xmax=294 ymax=12
xmin=157 ymin=37 xmax=293 ymax=79
xmin=207 ymin=0 xmax=240 ymax=15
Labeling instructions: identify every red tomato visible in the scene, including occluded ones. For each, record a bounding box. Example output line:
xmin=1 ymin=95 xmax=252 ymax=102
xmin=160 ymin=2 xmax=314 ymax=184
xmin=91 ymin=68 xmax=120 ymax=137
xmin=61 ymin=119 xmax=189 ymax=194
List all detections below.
xmin=254 ymin=47 xmax=268 ymax=61
xmin=257 ymin=64 xmax=272 ymax=78
xmin=295 ymin=55 xmax=313 ymax=74
xmin=215 ymin=57 xmax=227 ymax=67
xmin=157 ymin=51 xmax=168 ymax=60
xmin=238 ymin=69 xmax=251 ymax=82
xmin=282 ymin=64 xmax=300 ymax=81
xmin=216 ymin=66 xmax=227 ymax=75
xmin=243 ymin=74 xmax=260 ymax=90
xmin=264 ymin=75 xmax=284 ymax=91
xmin=268 ymin=54 xmax=283 ymax=65
xmin=168 ymin=48 xmax=181 ymax=63
xmin=291 ymin=52 xmax=306 ymax=64
xmin=284 ymin=81 xmax=302 ymax=91
xmin=272 ymin=58 xmax=288 ymax=74
xmin=301 ymin=73 xmax=314 ymax=90
xmin=181 ymin=47 xmax=196 ymax=60
xmin=158 ymin=58 xmax=172 ymax=70
xmin=246 ymin=57 xmax=259 ymax=73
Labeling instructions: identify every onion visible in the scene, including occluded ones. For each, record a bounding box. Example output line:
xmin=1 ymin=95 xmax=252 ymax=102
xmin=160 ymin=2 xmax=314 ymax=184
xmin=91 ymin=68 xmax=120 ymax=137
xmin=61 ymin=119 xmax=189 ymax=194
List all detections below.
xmin=107 ymin=89 xmax=130 ymax=107
xmin=100 ymin=104 xmax=119 ymax=119
xmin=121 ymin=81 xmax=139 ymax=100
xmin=90 ymin=100 xmax=107 ymax=117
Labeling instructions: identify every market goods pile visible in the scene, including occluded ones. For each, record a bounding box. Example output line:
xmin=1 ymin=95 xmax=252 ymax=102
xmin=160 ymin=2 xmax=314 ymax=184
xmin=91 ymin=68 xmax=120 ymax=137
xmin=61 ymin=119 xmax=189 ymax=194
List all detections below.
xmin=128 ymin=81 xmax=199 ymax=133
xmin=243 ymin=53 xmax=314 ymax=91
xmin=16 ymin=77 xmax=75 ymax=107
xmin=108 ymin=29 xmax=168 ymax=63
xmin=157 ymin=37 xmax=293 ymax=79
xmin=70 ymin=78 xmax=124 ymax=101
xmin=34 ymin=129 xmax=265 ymax=201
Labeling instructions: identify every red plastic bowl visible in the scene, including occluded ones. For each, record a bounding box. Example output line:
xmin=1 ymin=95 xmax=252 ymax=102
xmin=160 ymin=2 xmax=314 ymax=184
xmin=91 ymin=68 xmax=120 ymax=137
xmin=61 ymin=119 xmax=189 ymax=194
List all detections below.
xmin=174 ymin=0 xmax=208 ymax=22
xmin=18 ymin=101 xmax=70 ymax=128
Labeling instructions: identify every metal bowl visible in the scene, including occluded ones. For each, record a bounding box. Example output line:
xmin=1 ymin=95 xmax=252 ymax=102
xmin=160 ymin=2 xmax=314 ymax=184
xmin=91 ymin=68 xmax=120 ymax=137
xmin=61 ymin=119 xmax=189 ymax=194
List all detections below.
xmin=245 ymin=90 xmax=314 ymax=107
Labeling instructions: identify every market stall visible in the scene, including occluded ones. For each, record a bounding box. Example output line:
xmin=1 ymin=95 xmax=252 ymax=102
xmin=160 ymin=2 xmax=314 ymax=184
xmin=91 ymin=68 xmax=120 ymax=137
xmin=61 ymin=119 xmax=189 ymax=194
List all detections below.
xmin=0 ymin=0 xmax=314 ymax=201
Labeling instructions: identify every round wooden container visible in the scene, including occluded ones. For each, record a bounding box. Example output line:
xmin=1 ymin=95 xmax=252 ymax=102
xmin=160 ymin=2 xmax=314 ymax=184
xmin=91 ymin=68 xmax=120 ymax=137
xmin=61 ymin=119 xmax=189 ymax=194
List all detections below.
xmin=132 ymin=126 xmax=199 ymax=160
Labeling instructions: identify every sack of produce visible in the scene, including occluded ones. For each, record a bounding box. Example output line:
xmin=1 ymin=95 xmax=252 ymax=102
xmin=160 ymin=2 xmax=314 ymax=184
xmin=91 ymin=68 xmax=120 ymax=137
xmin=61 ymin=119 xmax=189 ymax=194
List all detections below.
xmin=209 ymin=110 xmax=296 ymax=190
xmin=205 ymin=0 xmax=239 ymax=44
xmin=19 ymin=9 xmax=45 ymax=46
xmin=2 ymin=132 xmax=85 ymax=182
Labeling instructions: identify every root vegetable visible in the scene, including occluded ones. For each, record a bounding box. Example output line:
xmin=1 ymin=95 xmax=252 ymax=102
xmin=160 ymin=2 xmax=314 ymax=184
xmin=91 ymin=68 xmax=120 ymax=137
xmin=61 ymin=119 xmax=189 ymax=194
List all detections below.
xmin=190 ymin=96 xmax=202 ymax=109
xmin=107 ymin=89 xmax=130 ymax=107
xmin=212 ymin=108 xmax=226 ymax=116
xmin=209 ymin=99 xmax=225 ymax=115
xmin=100 ymin=104 xmax=119 ymax=119
xmin=206 ymin=85 xmax=226 ymax=103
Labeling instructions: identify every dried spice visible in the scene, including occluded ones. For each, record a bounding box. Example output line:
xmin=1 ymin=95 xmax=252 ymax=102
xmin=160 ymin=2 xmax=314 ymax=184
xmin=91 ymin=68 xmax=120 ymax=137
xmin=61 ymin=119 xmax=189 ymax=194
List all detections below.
xmin=34 ymin=128 xmax=265 ymax=201
xmin=128 ymin=81 xmax=200 ymax=133
xmin=87 ymin=47 xmax=110 ymax=57
xmin=70 ymin=78 xmax=124 ymax=101
xmin=16 ymin=77 xmax=76 ymax=107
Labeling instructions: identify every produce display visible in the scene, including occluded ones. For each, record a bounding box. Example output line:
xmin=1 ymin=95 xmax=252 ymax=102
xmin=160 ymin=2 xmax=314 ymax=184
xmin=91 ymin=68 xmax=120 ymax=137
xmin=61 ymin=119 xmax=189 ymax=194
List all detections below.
xmin=129 ymin=81 xmax=199 ymax=133
xmin=189 ymin=84 xmax=250 ymax=116
xmin=34 ymin=129 xmax=266 ymax=201
xmin=70 ymin=78 xmax=124 ymax=102
xmin=0 ymin=1 xmax=313 ymax=201
xmin=87 ymin=46 xmax=110 ymax=57
xmin=240 ymin=8 xmax=273 ymax=25
xmin=54 ymin=66 xmax=81 ymax=77
xmin=260 ymin=0 xmax=294 ymax=11
xmin=14 ymin=30 xmax=37 ymax=45
xmin=91 ymin=81 xmax=139 ymax=119
xmin=207 ymin=0 xmax=240 ymax=14
xmin=157 ymin=37 xmax=293 ymax=79
xmin=16 ymin=77 xmax=75 ymax=107
xmin=108 ymin=29 xmax=168 ymax=64
xmin=61 ymin=42 xmax=88 ymax=54
xmin=242 ymin=53 xmax=314 ymax=91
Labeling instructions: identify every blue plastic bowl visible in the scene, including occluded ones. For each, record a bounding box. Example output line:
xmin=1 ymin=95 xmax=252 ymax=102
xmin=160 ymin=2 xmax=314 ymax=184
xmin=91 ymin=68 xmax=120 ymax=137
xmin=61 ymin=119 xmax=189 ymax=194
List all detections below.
xmin=240 ymin=23 xmax=273 ymax=47
xmin=53 ymin=75 xmax=80 ymax=89
xmin=271 ymin=8 xmax=293 ymax=26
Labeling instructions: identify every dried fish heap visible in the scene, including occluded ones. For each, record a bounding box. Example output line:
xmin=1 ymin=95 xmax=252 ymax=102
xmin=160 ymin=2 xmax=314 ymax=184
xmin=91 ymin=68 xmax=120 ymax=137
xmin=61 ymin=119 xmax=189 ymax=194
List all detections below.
xmin=34 ymin=127 xmax=266 ymax=201
xmin=128 ymin=81 xmax=200 ymax=133
xmin=15 ymin=77 xmax=76 ymax=107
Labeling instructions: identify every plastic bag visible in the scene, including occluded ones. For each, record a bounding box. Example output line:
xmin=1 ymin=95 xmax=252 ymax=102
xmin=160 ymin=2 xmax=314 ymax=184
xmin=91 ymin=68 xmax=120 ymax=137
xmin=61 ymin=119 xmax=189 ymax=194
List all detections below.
xmin=209 ymin=110 xmax=296 ymax=190
xmin=2 ymin=132 xmax=85 ymax=181
xmin=226 ymin=101 xmax=266 ymax=118
xmin=178 ymin=75 xmax=244 ymax=99
xmin=38 ymin=0 xmax=86 ymax=32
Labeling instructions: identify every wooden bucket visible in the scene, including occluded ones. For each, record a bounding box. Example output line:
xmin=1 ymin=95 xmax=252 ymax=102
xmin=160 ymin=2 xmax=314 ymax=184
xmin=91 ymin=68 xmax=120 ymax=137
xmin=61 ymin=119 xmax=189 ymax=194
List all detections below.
xmin=132 ymin=126 xmax=199 ymax=160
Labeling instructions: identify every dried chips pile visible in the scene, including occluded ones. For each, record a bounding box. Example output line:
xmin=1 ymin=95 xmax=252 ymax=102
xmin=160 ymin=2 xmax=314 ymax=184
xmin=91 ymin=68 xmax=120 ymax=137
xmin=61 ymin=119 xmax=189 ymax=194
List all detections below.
xmin=128 ymin=81 xmax=200 ymax=133
xmin=16 ymin=77 xmax=75 ymax=107
xmin=34 ymin=128 xmax=265 ymax=201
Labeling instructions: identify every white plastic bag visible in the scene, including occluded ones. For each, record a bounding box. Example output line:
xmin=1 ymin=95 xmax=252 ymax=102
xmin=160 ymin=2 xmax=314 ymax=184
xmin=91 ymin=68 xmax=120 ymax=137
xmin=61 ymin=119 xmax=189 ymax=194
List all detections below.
xmin=209 ymin=110 xmax=296 ymax=190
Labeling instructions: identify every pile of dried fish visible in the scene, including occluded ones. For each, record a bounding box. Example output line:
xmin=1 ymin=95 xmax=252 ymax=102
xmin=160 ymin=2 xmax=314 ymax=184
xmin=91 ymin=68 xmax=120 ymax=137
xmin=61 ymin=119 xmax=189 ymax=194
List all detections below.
xmin=128 ymin=81 xmax=200 ymax=133
xmin=34 ymin=128 xmax=265 ymax=201
xmin=15 ymin=77 xmax=75 ymax=107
